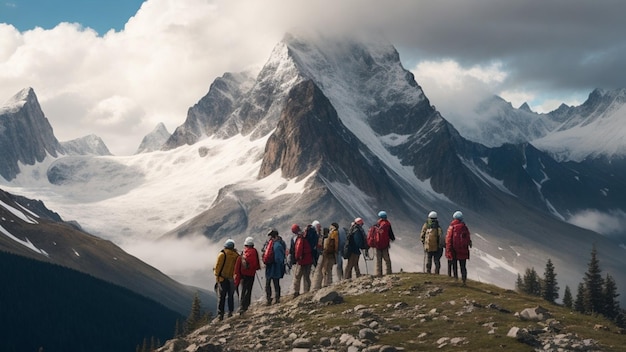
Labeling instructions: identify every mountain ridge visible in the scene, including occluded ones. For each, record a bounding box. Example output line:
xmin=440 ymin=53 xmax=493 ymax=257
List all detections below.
xmin=1 ymin=32 xmax=625 ymax=308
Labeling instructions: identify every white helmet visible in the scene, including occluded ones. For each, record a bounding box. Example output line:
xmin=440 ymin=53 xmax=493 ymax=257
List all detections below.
xmin=244 ymin=237 xmax=254 ymax=247
xmin=428 ymin=211 xmax=437 ymax=219
xmin=453 ymin=211 xmax=463 ymax=220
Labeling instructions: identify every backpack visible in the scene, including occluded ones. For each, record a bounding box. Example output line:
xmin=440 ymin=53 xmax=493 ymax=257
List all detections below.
xmin=354 ymin=226 xmax=369 ymax=249
xmin=424 ymin=227 xmax=439 ymax=252
xmin=263 ymin=239 xmax=275 ymax=265
xmin=366 ymin=224 xmax=380 ymax=249
xmin=342 ymin=240 xmax=351 ymax=259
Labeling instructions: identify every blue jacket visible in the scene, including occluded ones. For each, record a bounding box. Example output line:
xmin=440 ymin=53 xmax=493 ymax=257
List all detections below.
xmin=265 ymin=237 xmax=286 ymax=279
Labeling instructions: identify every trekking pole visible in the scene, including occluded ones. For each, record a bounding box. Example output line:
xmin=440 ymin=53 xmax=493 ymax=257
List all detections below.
xmin=423 ymin=249 xmax=426 ymax=273
xmin=254 ymin=273 xmax=263 ymax=288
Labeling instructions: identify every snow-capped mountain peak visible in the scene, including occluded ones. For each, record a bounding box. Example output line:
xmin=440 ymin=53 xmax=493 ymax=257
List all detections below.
xmin=136 ymin=122 xmax=171 ymax=154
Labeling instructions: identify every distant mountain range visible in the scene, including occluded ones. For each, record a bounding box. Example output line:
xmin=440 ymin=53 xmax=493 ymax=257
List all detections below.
xmin=1 ymin=30 xmax=625 ymax=310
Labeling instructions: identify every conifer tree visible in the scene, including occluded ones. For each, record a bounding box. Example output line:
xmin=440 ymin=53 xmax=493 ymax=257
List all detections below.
xmin=515 ymin=273 xmax=524 ymax=292
xmin=562 ymin=285 xmax=573 ymax=309
xmin=542 ymin=259 xmax=559 ymax=303
xmin=523 ymin=267 xmax=541 ymax=296
xmin=583 ymin=245 xmax=604 ymax=314
xmin=574 ymin=282 xmax=586 ymax=313
xmin=602 ymin=274 xmax=620 ymax=320
xmin=185 ymin=292 xmax=207 ymax=333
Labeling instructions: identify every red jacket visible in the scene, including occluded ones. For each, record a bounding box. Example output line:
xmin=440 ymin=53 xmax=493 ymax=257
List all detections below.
xmin=376 ymin=218 xmax=395 ymax=249
xmin=234 ymin=246 xmax=260 ymax=286
xmin=445 ymin=219 xmax=471 ymax=260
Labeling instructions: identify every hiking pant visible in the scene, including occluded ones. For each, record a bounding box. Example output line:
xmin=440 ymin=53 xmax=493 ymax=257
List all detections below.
xmin=335 ymin=253 xmax=344 ymax=281
xmin=322 ymin=253 xmax=336 ymax=287
xmin=343 ymin=253 xmax=361 ymax=279
xmin=265 ymin=277 xmax=281 ymax=304
xmin=312 ymin=255 xmax=325 ymax=290
xmin=450 ymin=259 xmax=468 ymax=282
xmin=292 ymin=264 xmax=312 ymax=294
xmin=426 ymin=248 xmax=443 ymax=274
xmin=239 ymin=275 xmax=254 ymax=311
xmin=218 ymin=279 xmax=235 ymax=317
xmin=375 ymin=247 xmax=392 ymax=277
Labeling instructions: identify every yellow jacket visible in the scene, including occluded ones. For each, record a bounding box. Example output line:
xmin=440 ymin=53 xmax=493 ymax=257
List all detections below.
xmin=214 ymin=248 xmax=240 ymax=282
xmin=324 ymin=227 xmax=339 ymax=255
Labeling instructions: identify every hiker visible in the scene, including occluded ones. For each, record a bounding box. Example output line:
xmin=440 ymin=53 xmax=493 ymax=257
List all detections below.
xmin=320 ymin=222 xmax=339 ymax=287
xmin=374 ymin=210 xmax=395 ymax=277
xmin=445 ymin=211 xmax=472 ymax=286
xmin=234 ymin=237 xmax=260 ymax=314
xmin=291 ymin=224 xmax=313 ymax=297
xmin=262 ymin=229 xmax=286 ymax=305
xmin=420 ymin=211 xmax=444 ymax=274
xmin=311 ymin=220 xmax=325 ymax=290
xmin=344 ymin=217 xmax=365 ymax=279
xmin=213 ymin=239 xmax=240 ymax=320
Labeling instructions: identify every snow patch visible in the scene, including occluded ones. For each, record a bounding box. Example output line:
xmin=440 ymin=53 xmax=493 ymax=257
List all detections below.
xmin=0 ymin=224 xmax=48 ymax=256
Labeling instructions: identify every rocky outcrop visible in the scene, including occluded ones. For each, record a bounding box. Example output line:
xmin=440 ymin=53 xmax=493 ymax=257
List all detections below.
xmin=157 ymin=274 xmax=615 ymax=352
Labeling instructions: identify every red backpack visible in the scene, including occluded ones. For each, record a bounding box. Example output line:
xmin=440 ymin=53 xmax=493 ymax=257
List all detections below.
xmin=367 ymin=224 xmax=380 ymax=249
xmin=263 ymin=239 xmax=275 ymax=264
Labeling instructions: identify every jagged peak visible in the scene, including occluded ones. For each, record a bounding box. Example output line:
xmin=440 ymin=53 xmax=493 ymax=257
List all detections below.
xmin=1 ymin=87 xmax=37 ymax=114
xmin=136 ymin=122 xmax=172 ymax=154
xmin=519 ymin=102 xmax=533 ymax=113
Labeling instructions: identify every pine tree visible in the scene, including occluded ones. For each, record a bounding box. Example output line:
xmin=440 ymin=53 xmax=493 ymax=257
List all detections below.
xmin=574 ymin=282 xmax=586 ymax=313
xmin=515 ymin=273 xmax=524 ymax=292
xmin=583 ymin=245 xmax=604 ymax=314
xmin=522 ymin=267 xmax=541 ymax=296
xmin=541 ymin=259 xmax=559 ymax=303
xmin=562 ymin=285 xmax=573 ymax=309
xmin=185 ymin=292 xmax=207 ymax=333
xmin=602 ymin=274 xmax=620 ymax=320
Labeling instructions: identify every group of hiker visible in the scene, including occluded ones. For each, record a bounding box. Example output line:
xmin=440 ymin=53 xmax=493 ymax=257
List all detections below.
xmin=212 ymin=209 xmax=471 ymax=320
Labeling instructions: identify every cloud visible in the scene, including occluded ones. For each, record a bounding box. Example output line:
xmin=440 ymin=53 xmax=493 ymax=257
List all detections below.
xmin=2 ymin=0 xmax=625 ymax=155
xmin=123 ymin=234 xmax=220 ymax=290
xmin=567 ymin=209 xmax=626 ymax=240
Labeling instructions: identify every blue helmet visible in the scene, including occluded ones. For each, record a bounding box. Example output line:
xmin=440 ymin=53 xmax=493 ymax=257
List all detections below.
xmin=378 ymin=210 xmax=387 ymax=219
xmin=453 ymin=211 xmax=463 ymax=220
xmin=224 ymin=239 xmax=235 ymax=249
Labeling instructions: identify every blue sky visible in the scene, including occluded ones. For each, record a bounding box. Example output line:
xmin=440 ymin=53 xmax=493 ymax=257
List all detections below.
xmin=1 ymin=0 xmax=625 ymax=155
xmin=1 ymin=0 xmax=145 ymax=34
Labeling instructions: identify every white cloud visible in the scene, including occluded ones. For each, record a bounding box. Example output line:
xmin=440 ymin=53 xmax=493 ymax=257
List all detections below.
xmin=2 ymin=0 xmax=624 ymax=155
xmin=411 ymin=59 xmax=507 ymax=126
xmin=568 ymin=209 xmax=626 ymax=239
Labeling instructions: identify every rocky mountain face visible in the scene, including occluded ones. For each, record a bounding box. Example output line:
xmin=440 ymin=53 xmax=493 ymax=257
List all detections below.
xmin=136 ymin=122 xmax=171 ymax=153
xmin=157 ymin=31 xmax=626 ymax=301
xmin=0 ymin=187 xmax=211 ymax=315
xmin=2 ymin=32 xmax=626 ymax=308
xmin=163 ymin=72 xmax=256 ymax=149
xmin=157 ymin=273 xmax=624 ymax=352
xmin=0 ymin=88 xmax=63 ymax=180
xmin=61 ymin=134 xmax=112 ymax=156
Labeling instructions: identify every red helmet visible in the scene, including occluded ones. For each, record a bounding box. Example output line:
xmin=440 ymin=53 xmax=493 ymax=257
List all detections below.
xmin=291 ymin=224 xmax=301 ymax=234
xmin=354 ymin=217 xmax=364 ymax=225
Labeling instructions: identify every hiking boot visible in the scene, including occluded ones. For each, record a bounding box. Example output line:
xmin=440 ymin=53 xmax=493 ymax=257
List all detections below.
xmin=293 ymin=292 xmax=299 ymax=298
xmin=227 ymin=312 xmax=233 ymax=318
xmin=274 ymin=297 xmax=280 ymax=304
xmin=266 ymin=300 xmax=272 ymax=306
xmin=218 ymin=313 xmax=224 ymax=321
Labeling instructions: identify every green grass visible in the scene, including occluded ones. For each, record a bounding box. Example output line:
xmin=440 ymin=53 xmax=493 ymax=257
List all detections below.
xmin=288 ymin=273 xmax=626 ymax=351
